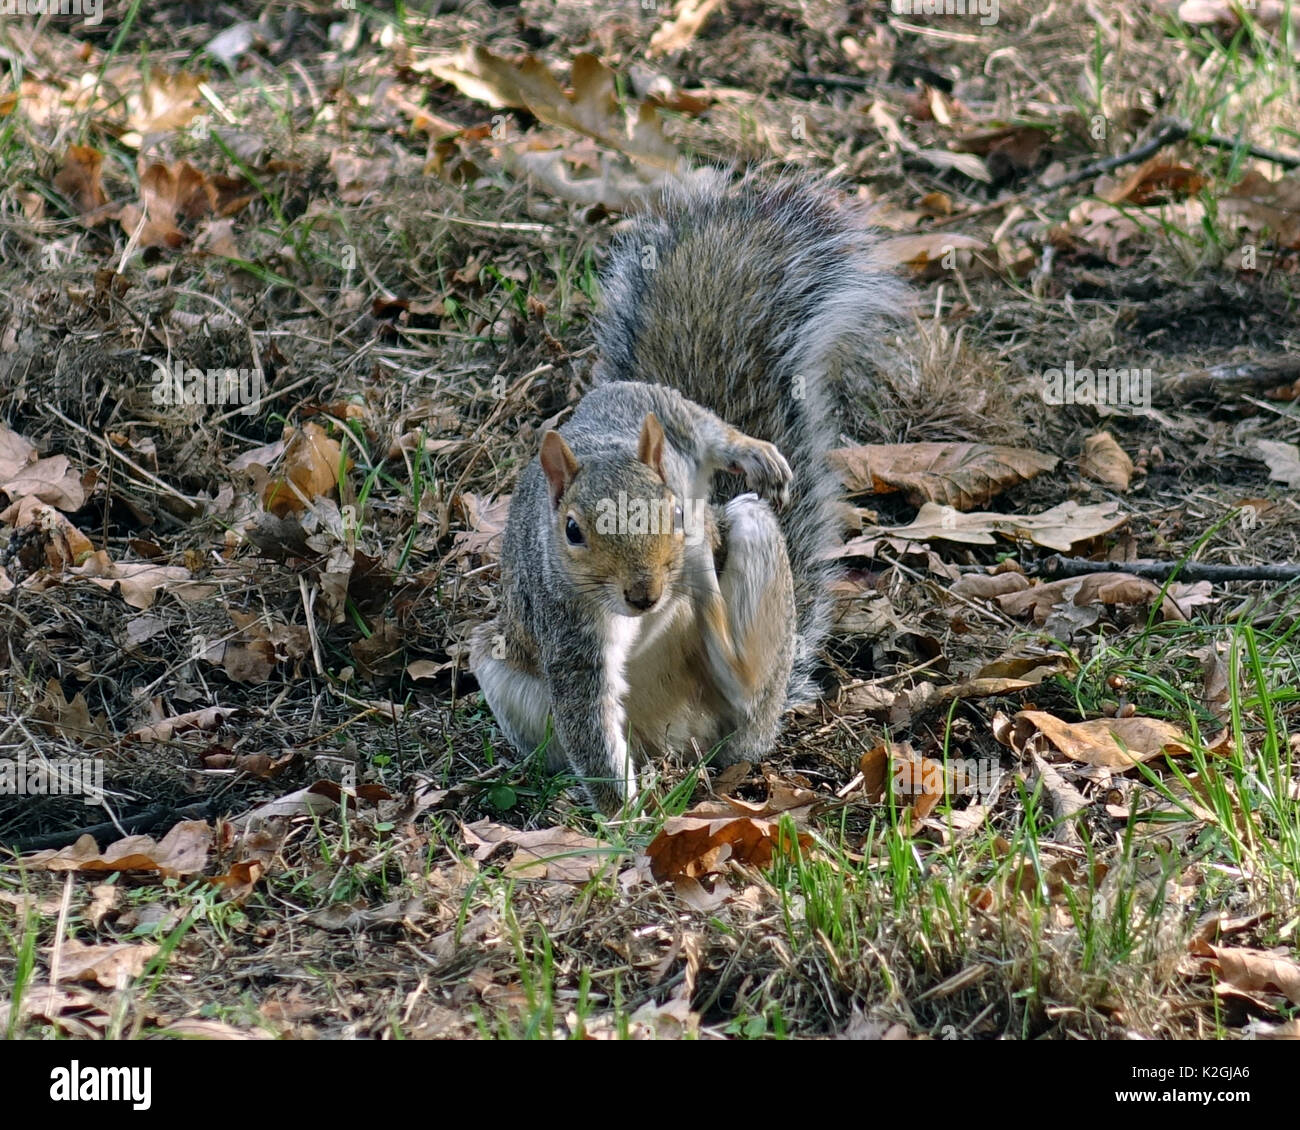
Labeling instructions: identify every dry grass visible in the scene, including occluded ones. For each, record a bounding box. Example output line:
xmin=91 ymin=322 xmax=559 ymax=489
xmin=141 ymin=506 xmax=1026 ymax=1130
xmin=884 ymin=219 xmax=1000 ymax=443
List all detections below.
xmin=0 ymin=1 xmax=1297 ymax=1040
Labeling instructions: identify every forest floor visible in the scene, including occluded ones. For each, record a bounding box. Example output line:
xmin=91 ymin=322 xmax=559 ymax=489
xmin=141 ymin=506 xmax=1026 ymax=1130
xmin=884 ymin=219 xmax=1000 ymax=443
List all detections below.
xmin=1 ymin=0 xmax=1298 ymax=1040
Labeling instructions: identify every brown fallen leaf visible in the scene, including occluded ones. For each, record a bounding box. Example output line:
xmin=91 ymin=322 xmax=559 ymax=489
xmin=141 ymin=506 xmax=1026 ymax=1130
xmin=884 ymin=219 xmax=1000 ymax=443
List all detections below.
xmin=452 ymin=492 xmax=511 ymax=562
xmin=1007 ymin=710 xmax=1195 ymax=769
xmin=1079 ymin=431 xmax=1134 ymax=490
xmin=129 ymin=705 xmax=237 ymax=743
xmin=53 ymin=145 xmax=109 ymax=219
xmin=462 ymin=820 xmax=612 ymax=882
xmin=23 ymin=820 xmax=215 ymax=877
xmin=1220 ymin=169 xmax=1300 ymax=250
xmin=646 ymin=807 xmax=811 ymax=882
xmin=0 ymin=453 xmax=86 ymax=511
xmin=53 ymin=939 xmax=159 ymax=988
xmin=424 ymin=47 xmax=680 ymax=171
xmin=1199 ymin=945 xmax=1300 ymax=1010
xmin=262 ymin=422 xmax=347 ymax=516
xmin=123 ymin=70 xmax=204 ymax=142
xmin=843 ymin=499 xmax=1127 ymax=554
xmin=997 ymin=572 xmax=1183 ymax=625
xmin=1101 ymin=157 xmax=1206 ymax=206
xmin=829 ymin=442 xmax=1058 ymax=509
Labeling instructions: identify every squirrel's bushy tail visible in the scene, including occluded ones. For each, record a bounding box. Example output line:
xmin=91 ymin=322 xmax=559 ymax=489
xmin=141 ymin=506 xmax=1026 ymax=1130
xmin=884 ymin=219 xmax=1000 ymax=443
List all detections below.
xmin=593 ymin=170 xmax=901 ymax=705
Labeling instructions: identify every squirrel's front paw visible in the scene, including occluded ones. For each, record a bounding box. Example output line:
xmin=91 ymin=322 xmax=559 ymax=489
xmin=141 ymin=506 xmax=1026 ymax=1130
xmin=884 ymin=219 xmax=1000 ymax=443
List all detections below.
xmin=726 ymin=436 xmax=792 ymax=508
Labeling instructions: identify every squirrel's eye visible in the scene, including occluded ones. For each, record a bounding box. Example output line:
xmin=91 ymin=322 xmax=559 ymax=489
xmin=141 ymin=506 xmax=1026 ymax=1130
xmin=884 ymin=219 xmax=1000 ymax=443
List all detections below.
xmin=673 ymin=504 xmax=684 ymax=531
xmin=565 ymin=516 xmax=585 ymax=546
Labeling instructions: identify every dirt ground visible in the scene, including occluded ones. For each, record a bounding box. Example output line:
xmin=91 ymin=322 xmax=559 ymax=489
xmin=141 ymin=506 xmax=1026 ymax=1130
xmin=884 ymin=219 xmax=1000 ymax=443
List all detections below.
xmin=1 ymin=0 xmax=1298 ymax=1040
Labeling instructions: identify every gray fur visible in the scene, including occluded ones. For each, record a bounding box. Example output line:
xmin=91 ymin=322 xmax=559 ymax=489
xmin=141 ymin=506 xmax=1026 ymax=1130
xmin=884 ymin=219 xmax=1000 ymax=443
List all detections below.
xmin=593 ymin=171 xmax=901 ymax=704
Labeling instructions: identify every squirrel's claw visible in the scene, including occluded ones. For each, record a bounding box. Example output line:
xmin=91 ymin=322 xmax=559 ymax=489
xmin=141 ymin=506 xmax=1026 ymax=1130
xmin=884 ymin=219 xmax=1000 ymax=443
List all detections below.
xmin=729 ymin=438 xmax=793 ymax=508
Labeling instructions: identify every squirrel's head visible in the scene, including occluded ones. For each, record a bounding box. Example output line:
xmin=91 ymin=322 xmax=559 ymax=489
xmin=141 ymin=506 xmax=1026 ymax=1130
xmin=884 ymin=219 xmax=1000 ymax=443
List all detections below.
xmin=539 ymin=413 xmax=685 ymax=618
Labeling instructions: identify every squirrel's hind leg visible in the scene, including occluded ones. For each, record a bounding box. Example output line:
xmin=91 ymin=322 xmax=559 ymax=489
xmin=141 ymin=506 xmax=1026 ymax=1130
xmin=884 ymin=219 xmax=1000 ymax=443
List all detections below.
xmin=694 ymin=494 xmax=797 ymax=763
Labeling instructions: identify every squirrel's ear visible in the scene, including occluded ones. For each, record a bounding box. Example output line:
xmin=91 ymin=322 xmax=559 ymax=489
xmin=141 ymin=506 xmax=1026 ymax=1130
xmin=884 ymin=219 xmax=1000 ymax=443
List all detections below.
xmin=637 ymin=413 xmax=666 ymax=481
xmin=539 ymin=430 xmax=579 ymax=508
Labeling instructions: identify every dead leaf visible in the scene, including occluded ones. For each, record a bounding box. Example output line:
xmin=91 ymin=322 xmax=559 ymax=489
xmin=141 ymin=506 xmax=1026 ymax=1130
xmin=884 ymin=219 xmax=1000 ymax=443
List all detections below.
xmin=53 ymin=145 xmax=109 ymax=218
xmin=0 ymin=453 xmax=86 ymax=511
xmin=262 ymin=422 xmax=347 ymax=516
xmin=452 ymin=492 xmax=510 ymax=561
xmin=1200 ymin=946 xmax=1300 ymax=1009
xmin=1256 ymin=440 xmax=1300 ymax=489
xmin=845 ymin=500 xmax=1127 ymax=553
xmin=1079 ymin=432 xmax=1134 ymax=490
xmin=462 ymin=820 xmax=611 ymax=882
xmin=129 ymin=705 xmax=236 ymax=742
xmin=829 ymin=442 xmax=1058 ymax=509
xmin=646 ymin=806 xmax=811 ymax=882
xmin=22 ymin=820 xmax=214 ymax=877
xmin=1101 ymin=157 xmax=1206 ymax=206
xmin=54 ymin=939 xmax=159 ymax=988
xmin=1008 ymin=710 xmax=1194 ymax=768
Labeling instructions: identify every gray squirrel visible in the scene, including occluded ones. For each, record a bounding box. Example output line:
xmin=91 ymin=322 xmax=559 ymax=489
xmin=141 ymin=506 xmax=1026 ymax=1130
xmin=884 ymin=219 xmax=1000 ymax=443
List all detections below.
xmin=470 ymin=172 xmax=900 ymax=812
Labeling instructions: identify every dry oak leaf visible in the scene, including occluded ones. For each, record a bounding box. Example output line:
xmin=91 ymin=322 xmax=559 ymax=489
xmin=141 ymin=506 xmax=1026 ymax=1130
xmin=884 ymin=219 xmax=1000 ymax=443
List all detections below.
xmin=848 ymin=500 xmax=1127 ymax=553
xmin=451 ymin=491 xmax=511 ymax=562
xmin=53 ymin=939 xmax=160 ymax=988
xmin=1101 ymin=157 xmax=1207 ymax=206
xmin=1256 ymin=440 xmax=1300 ymax=489
xmin=829 ymin=442 xmax=1057 ymax=509
xmin=462 ymin=820 xmax=611 ymax=882
xmin=69 ymin=552 xmax=203 ymax=610
xmin=1200 ymin=946 xmax=1300 ymax=1009
xmin=424 ymin=47 xmax=680 ymax=170
xmin=123 ymin=70 xmax=204 ymax=143
xmin=0 ymin=422 xmax=37 ymax=478
xmin=117 ymin=160 xmax=215 ymax=249
xmin=647 ymin=806 xmax=812 ymax=882
xmin=1007 ymin=710 xmax=1194 ymax=769
xmin=23 ymin=820 xmax=215 ymax=877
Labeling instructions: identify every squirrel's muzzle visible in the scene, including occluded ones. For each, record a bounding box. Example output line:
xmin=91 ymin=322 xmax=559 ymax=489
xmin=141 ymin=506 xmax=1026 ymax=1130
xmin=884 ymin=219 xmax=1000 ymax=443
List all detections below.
xmin=623 ymin=577 xmax=662 ymax=613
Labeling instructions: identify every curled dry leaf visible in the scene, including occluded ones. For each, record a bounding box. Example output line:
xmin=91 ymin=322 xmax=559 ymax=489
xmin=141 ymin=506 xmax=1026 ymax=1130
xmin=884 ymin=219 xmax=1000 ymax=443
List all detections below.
xmin=129 ymin=705 xmax=237 ymax=743
xmin=23 ymin=820 xmax=215 ymax=877
xmin=262 ymin=422 xmax=347 ymax=516
xmin=1198 ymin=946 xmax=1300 ymax=1010
xmin=1079 ymin=431 xmax=1134 ymax=490
xmin=646 ymin=798 xmax=812 ymax=882
xmin=997 ymin=571 xmax=1184 ymax=624
xmin=53 ymin=145 xmax=110 ymax=219
xmin=847 ymin=499 xmax=1127 ymax=553
xmin=858 ymin=741 xmax=952 ymax=833
xmin=0 ymin=453 xmax=85 ymax=512
xmin=829 ymin=442 xmax=1058 ymax=509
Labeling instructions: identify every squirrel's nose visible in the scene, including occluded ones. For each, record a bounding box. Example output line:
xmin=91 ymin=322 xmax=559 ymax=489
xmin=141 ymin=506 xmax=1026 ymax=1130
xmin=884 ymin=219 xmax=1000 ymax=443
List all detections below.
xmin=624 ymin=580 xmax=659 ymax=611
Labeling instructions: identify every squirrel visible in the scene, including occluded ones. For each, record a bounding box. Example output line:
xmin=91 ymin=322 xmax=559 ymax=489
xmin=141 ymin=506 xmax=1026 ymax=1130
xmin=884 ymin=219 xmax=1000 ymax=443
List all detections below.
xmin=470 ymin=171 xmax=900 ymax=813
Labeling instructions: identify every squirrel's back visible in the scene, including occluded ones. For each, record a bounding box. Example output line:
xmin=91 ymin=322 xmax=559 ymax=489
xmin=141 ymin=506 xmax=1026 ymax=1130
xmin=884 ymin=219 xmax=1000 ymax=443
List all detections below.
xmin=591 ymin=171 xmax=900 ymax=702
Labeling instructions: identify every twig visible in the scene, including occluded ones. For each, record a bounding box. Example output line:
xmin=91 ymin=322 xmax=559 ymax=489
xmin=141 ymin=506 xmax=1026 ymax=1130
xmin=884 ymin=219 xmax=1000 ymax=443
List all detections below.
xmin=1039 ymin=556 xmax=1300 ymax=583
xmin=2 ymin=798 xmax=221 ymax=855
xmin=1154 ymin=356 xmax=1300 ymax=403
xmin=43 ymin=402 xmax=201 ymax=509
